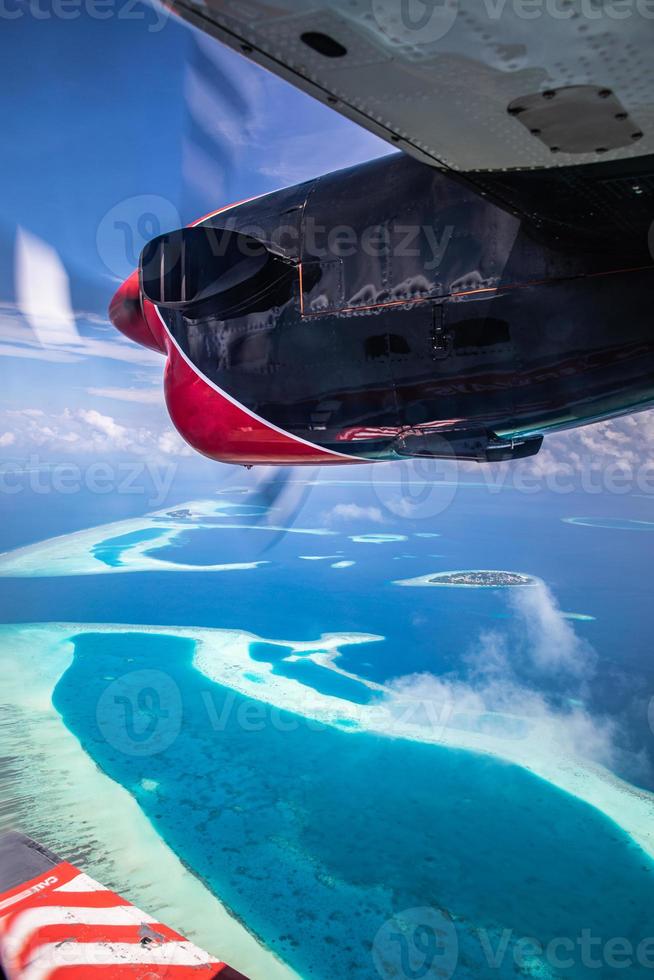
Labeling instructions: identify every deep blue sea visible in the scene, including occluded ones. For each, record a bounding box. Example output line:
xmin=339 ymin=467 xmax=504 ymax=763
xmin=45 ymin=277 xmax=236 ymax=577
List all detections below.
xmin=2 ymin=474 xmax=654 ymax=979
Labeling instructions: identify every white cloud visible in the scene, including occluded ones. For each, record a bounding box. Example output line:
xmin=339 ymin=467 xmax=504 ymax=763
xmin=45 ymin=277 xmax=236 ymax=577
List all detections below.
xmin=0 ymin=304 xmax=161 ymax=367
xmin=324 ymin=503 xmax=385 ymax=524
xmin=385 ymin=582 xmax=617 ymax=769
xmin=455 ymin=409 xmax=654 ymax=494
xmin=2 ymin=407 xmax=191 ymax=459
xmin=86 ymin=387 xmax=162 ymax=405
xmin=506 ymin=584 xmax=595 ymax=677
xmin=0 ymin=432 xmax=16 ymax=448
xmin=0 ymin=342 xmax=81 ymax=363
xmin=387 ymin=668 xmax=616 ymax=771
xmin=157 ymin=429 xmax=188 ymax=455
xmin=528 ymin=411 xmax=654 ymax=477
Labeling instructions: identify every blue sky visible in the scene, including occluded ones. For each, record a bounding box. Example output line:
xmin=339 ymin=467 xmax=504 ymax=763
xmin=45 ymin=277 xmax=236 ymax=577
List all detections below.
xmin=1 ymin=6 xmax=388 ymax=290
xmin=0 ymin=4 xmax=387 ymax=454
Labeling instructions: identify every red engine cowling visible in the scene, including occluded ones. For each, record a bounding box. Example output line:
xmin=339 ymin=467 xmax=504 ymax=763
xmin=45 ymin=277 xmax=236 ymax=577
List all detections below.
xmin=109 ymin=269 xmax=358 ymax=467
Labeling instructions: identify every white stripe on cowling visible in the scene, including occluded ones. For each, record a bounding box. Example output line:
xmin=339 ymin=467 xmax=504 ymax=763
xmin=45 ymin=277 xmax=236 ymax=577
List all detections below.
xmin=0 ymin=879 xmax=56 ymax=915
xmin=54 ymin=874 xmax=107 ymax=894
xmin=19 ymin=940 xmax=218 ymax=980
xmin=3 ymin=905 xmax=157 ymax=964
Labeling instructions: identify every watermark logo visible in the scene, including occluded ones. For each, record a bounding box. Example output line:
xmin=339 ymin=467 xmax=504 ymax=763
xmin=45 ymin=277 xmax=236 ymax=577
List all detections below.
xmin=372 ymin=0 xmax=460 ymax=46
xmin=96 ymin=194 xmax=180 ymax=279
xmin=96 ymin=669 xmax=182 ymax=757
xmin=371 ymin=453 xmax=459 ymax=521
xmin=373 ymin=907 xmax=459 ymax=979
xmin=370 ymin=0 xmax=654 ymax=43
xmin=0 ymin=456 xmax=178 ymax=508
xmin=0 ymin=0 xmax=170 ymax=31
xmin=367 ymin=449 xmax=654 ymax=522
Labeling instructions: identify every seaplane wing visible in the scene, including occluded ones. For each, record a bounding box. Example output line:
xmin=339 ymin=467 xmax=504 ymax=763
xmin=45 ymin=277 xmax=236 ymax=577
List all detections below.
xmin=0 ymin=832 xmax=249 ymax=980
xmin=165 ymin=0 xmax=654 ymax=173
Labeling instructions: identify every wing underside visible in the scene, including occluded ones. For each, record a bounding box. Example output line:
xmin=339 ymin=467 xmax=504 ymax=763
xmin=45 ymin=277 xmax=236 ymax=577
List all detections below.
xmin=166 ymin=0 xmax=654 ymax=173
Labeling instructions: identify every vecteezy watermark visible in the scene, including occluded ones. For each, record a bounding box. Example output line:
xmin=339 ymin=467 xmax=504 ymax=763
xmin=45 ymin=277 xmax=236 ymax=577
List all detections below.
xmin=479 ymin=0 xmax=654 ymax=20
xmin=158 ymin=217 xmax=455 ymax=271
xmin=201 ymin=688 xmax=456 ymax=740
xmin=96 ymin=195 xmax=181 ymax=279
xmin=96 ymin=206 xmax=455 ymax=286
xmin=372 ymin=0 xmax=460 ymax=45
xmin=373 ymin=907 xmax=459 ymax=980
xmin=479 ymin=928 xmax=654 ymax=972
xmin=648 ymin=696 xmax=654 ymax=736
xmin=372 ymin=909 xmax=654 ymax=977
xmin=487 ymin=0 xmax=654 ymax=20
xmin=90 ymin=670 xmax=647 ymax=757
xmin=0 ymin=456 xmax=177 ymax=507
xmin=370 ymin=0 xmax=654 ymax=47
xmin=301 ymin=219 xmax=453 ymax=270
xmin=92 ymin=678 xmax=460 ymax=753
xmin=368 ymin=452 xmax=654 ymax=523
xmin=0 ymin=0 xmax=170 ymax=30
xmin=200 ymin=690 xmax=328 ymax=736
xmin=96 ymin=669 xmax=183 ymax=757
xmin=371 ymin=455 xmax=460 ymax=520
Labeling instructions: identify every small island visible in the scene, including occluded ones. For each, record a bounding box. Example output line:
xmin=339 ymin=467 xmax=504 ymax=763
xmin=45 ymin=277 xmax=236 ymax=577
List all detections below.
xmin=430 ymin=570 xmax=535 ymax=587
xmin=394 ymin=569 xmax=538 ymax=589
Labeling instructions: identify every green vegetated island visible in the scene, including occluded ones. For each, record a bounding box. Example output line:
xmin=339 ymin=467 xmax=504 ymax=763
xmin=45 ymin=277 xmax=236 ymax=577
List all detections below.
xmin=430 ymin=570 xmax=536 ymax=587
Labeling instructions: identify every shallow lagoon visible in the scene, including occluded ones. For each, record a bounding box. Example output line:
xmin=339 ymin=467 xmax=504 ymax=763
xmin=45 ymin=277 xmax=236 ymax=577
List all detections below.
xmin=53 ymin=630 xmax=654 ymax=980
xmin=250 ymin=642 xmax=374 ymax=705
xmin=92 ymin=528 xmax=166 ymax=567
